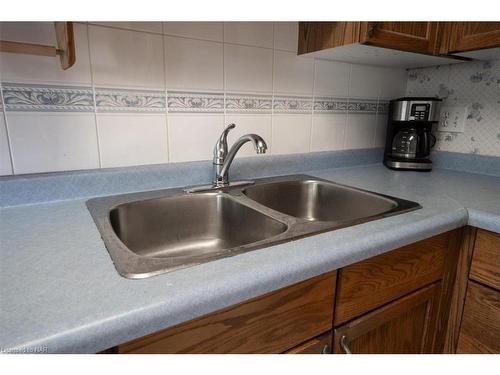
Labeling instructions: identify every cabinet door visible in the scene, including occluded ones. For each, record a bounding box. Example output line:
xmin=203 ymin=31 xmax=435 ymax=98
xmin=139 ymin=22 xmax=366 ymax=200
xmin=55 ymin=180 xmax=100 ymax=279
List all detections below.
xmin=360 ymin=22 xmax=440 ymax=55
xmin=457 ymin=281 xmax=500 ymax=353
xmin=333 ymin=283 xmax=441 ymax=354
xmin=447 ymin=22 xmax=500 ymax=53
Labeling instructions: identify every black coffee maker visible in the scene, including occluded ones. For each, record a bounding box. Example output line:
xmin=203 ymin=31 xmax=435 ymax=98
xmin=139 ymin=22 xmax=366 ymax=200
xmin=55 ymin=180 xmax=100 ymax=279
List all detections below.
xmin=383 ymin=97 xmax=441 ymax=171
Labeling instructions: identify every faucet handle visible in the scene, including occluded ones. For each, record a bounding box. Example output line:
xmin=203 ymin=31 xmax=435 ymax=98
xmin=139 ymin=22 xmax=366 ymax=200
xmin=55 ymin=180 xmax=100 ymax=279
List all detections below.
xmin=213 ymin=123 xmax=236 ymax=164
xmin=221 ymin=123 xmax=236 ymax=138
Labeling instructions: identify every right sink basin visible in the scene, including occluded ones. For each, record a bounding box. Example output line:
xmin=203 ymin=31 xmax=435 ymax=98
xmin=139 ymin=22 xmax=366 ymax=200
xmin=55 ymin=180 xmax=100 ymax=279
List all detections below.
xmin=243 ymin=179 xmax=401 ymax=222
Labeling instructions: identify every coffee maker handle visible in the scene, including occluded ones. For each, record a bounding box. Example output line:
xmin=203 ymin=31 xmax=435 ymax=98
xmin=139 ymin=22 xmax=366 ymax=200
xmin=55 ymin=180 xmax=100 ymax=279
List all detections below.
xmin=430 ymin=133 xmax=437 ymax=148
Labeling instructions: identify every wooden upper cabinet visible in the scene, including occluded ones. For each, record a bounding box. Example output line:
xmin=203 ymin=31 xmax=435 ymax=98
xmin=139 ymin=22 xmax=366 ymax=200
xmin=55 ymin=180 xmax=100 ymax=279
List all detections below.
xmin=333 ymin=282 xmax=442 ymax=354
xmin=445 ymin=22 xmax=500 ymax=53
xmin=298 ymin=22 xmax=441 ymax=56
xmin=360 ymin=22 xmax=440 ymax=55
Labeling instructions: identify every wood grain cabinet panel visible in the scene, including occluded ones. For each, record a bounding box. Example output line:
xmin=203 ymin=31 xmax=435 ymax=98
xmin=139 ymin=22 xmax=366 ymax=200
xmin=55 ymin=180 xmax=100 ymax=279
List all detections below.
xmin=334 ymin=232 xmax=449 ymax=325
xmin=446 ymin=22 xmax=500 ymax=53
xmin=333 ymin=283 xmax=442 ymax=354
xmin=298 ymin=22 xmax=441 ymax=56
xmin=285 ymin=331 xmax=332 ymax=354
xmin=457 ymin=281 xmax=500 ymax=353
xmin=118 ymin=271 xmax=336 ymax=354
xmin=469 ymin=229 xmax=500 ymax=290
xmin=360 ymin=22 xmax=441 ymax=55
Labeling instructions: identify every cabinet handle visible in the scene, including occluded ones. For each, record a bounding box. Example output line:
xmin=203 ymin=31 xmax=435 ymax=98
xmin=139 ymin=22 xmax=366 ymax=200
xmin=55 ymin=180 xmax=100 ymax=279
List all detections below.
xmin=340 ymin=335 xmax=352 ymax=354
xmin=367 ymin=24 xmax=377 ymax=38
xmin=321 ymin=344 xmax=330 ymax=354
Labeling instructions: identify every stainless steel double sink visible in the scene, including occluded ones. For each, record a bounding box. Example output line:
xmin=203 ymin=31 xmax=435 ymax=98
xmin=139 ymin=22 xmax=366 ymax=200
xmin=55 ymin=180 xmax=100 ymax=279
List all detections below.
xmin=87 ymin=175 xmax=420 ymax=279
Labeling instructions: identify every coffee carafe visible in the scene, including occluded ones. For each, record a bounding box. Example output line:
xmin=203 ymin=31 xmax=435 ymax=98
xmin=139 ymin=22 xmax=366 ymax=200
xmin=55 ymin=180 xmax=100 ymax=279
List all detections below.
xmin=384 ymin=98 xmax=441 ymax=171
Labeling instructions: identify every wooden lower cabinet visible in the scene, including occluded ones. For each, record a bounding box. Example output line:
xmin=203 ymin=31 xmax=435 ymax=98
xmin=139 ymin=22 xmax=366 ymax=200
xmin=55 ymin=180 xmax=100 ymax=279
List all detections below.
xmin=333 ymin=283 xmax=442 ymax=354
xmin=107 ymin=229 xmax=467 ymax=354
xmin=118 ymin=271 xmax=336 ymax=354
xmin=457 ymin=281 xmax=500 ymax=353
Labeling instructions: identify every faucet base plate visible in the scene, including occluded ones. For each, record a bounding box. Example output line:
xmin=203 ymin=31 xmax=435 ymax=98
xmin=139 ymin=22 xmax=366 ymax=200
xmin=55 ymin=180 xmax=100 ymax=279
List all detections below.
xmin=184 ymin=180 xmax=255 ymax=193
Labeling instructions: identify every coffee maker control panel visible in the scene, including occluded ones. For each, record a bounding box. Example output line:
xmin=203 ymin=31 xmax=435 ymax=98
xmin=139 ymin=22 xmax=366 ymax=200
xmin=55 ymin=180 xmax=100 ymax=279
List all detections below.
xmin=409 ymin=103 xmax=430 ymax=121
xmin=391 ymin=98 xmax=440 ymax=123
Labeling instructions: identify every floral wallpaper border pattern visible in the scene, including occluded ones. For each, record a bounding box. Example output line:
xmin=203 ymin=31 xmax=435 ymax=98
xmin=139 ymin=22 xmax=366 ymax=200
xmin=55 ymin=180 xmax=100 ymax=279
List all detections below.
xmin=406 ymin=59 xmax=500 ymax=157
xmin=1 ymin=83 xmax=389 ymax=115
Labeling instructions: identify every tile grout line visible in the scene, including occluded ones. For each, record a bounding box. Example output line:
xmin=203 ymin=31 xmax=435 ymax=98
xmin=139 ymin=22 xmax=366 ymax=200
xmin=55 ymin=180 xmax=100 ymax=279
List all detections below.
xmin=162 ymin=22 xmax=171 ymax=163
xmin=343 ymin=64 xmax=353 ymax=150
xmin=0 ymin=84 xmax=16 ymax=175
xmin=309 ymin=59 xmax=317 ymax=153
xmin=86 ymin=23 xmax=103 ymax=169
xmin=270 ymin=22 xmax=276 ymax=156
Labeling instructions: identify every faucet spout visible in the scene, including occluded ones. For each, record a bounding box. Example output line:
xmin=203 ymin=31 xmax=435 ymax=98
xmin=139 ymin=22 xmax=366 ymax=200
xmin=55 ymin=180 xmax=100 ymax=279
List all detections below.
xmin=214 ymin=132 xmax=267 ymax=187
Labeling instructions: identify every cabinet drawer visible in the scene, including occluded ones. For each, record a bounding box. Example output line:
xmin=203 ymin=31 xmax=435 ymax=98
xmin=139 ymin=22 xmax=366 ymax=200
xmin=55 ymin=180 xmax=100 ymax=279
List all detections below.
xmin=470 ymin=229 xmax=500 ymax=291
xmin=335 ymin=232 xmax=449 ymax=324
xmin=457 ymin=281 xmax=500 ymax=353
xmin=285 ymin=331 xmax=332 ymax=354
xmin=119 ymin=271 xmax=336 ymax=354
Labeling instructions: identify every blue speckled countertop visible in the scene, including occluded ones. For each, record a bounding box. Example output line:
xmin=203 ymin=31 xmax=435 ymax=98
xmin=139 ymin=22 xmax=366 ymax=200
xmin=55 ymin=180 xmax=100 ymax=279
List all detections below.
xmin=1 ymin=155 xmax=499 ymax=353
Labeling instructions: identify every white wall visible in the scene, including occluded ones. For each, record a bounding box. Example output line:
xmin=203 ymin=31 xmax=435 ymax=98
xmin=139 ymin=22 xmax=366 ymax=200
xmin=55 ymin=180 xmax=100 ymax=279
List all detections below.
xmin=0 ymin=22 xmax=408 ymax=175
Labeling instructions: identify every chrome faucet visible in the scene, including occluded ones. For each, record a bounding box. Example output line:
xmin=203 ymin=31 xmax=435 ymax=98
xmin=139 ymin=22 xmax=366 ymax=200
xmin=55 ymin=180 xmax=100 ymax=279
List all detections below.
xmin=213 ymin=124 xmax=268 ymax=187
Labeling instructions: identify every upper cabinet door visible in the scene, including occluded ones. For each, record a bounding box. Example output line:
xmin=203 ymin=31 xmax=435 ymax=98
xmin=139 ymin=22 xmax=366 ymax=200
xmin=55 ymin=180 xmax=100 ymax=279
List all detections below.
xmin=359 ymin=22 xmax=440 ymax=55
xmin=446 ymin=22 xmax=500 ymax=53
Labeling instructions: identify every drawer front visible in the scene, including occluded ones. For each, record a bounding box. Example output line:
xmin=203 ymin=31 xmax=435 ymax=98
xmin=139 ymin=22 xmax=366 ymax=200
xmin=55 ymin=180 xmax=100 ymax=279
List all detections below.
xmin=470 ymin=229 xmax=500 ymax=291
xmin=119 ymin=271 xmax=336 ymax=354
xmin=285 ymin=331 xmax=332 ymax=354
xmin=457 ymin=281 xmax=500 ymax=353
xmin=335 ymin=232 xmax=449 ymax=324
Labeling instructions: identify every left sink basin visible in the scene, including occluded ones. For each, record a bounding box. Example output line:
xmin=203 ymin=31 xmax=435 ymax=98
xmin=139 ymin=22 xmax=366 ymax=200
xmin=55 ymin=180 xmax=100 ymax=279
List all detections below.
xmin=87 ymin=191 xmax=288 ymax=279
xmin=110 ymin=193 xmax=287 ymax=258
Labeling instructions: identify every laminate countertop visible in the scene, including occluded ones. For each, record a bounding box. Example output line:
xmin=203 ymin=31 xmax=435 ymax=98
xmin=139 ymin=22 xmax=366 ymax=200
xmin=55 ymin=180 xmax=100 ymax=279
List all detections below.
xmin=1 ymin=163 xmax=499 ymax=353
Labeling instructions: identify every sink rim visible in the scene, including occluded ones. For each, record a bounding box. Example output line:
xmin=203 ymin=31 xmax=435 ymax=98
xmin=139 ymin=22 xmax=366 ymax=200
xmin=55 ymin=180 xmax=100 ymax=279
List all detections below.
xmin=86 ymin=174 xmax=421 ymax=279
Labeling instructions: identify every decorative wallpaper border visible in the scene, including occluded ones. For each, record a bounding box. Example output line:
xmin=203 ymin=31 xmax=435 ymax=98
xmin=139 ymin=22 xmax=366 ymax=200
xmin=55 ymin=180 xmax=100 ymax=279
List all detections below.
xmin=168 ymin=91 xmax=224 ymax=113
xmin=225 ymin=93 xmax=272 ymax=113
xmin=273 ymin=96 xmax=312 ymax=113
xmin=0 ymin=83 xmax=387 ymax=115
xmin=2 ymin=83 xmax=94 ymax=112
xmin=95 ymin=88 xmax=166 ymax=113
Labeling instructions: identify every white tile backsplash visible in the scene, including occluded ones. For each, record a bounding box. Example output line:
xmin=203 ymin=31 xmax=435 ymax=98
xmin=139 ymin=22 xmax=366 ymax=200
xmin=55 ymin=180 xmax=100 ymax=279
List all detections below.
xmin=350 ymin=64 xmax=406 ymax=100
xmin=374 ymin=113 xmax=388 ymax=148
xmin=167 ymin=114 xmax=224 ymax=162
xmin=0 ymin=23 xmax=92 ymax=86
xmin=7 ymin=112 xmax=99 ymax=174
xmin=165 ymin=36 xmax=223 ymax=91
xmin=0 ymin=21 xmax=410 ymax=175
xmin=313 ymin=59 xmax=350 ymax=97
xmin=273 ymin=51 xmax=314 ymax=95
xmin=274 ymin=22 xmax=298 ymax=52
xmin=163 ymin=22 xmax=223 ymax=42
xmin=97 ymin=114 xmax=168 ymax=168
xmin=345 ymin=113 xmax=377 ymax=149
xmin=0 ymin=113 xmax=13 ymax=175
xmin=223 ymin=22 xmax=274 ymax=48
xmin=311 ymin=114 xmax=347 ymax=152
xmin=89 ymin=25 xmax=165 ymax=90
xmin=224 ymin=44 xmax=273 ymax=93
xmin=272 ymin=114 xmax=312 ymax=155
